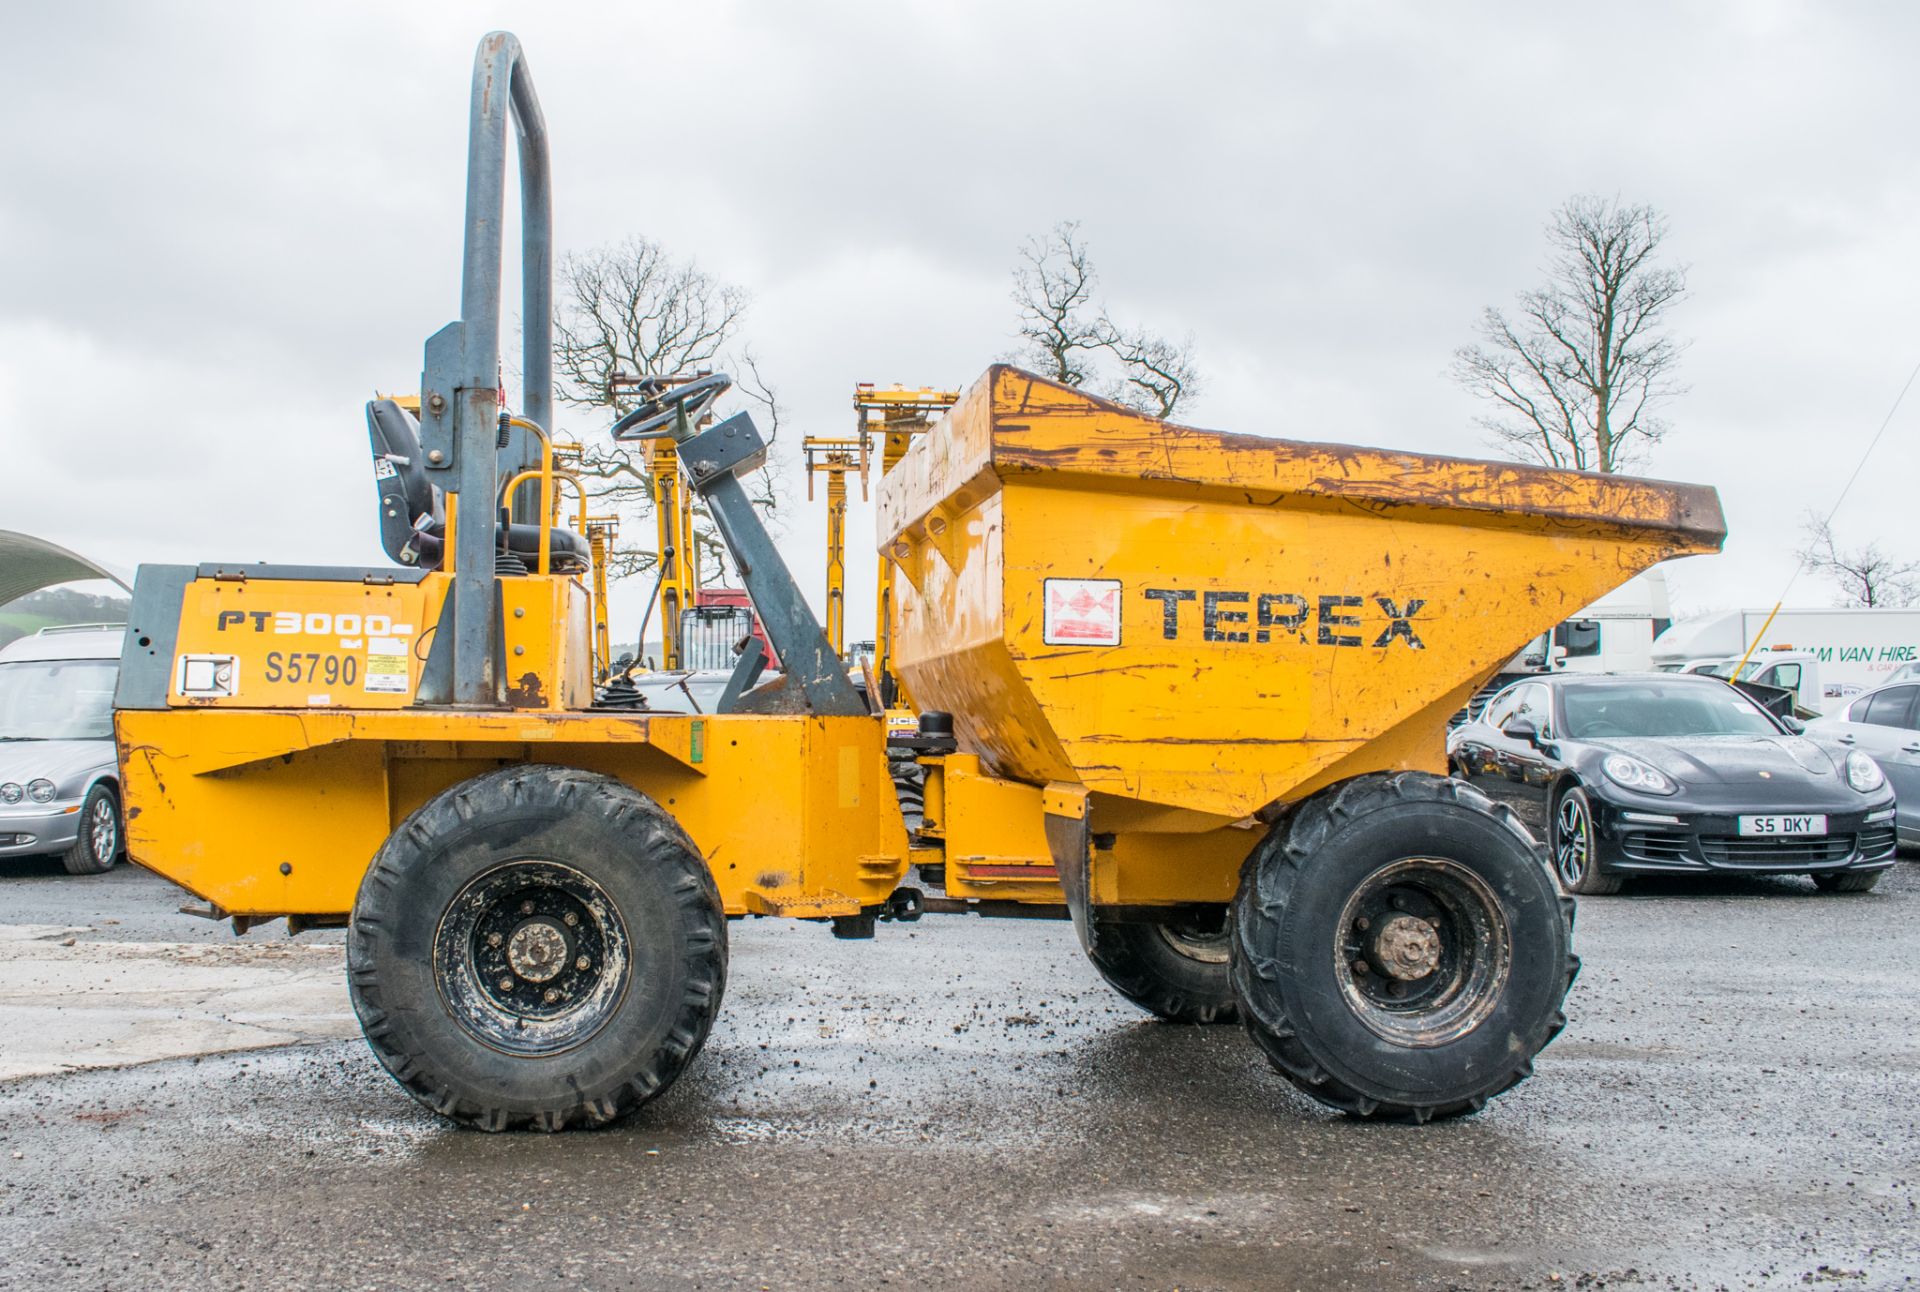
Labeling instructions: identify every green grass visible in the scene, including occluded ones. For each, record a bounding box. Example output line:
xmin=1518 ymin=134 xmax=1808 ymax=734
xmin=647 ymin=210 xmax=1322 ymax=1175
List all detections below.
xmin=0 ymin=611 xmax=61 ymax=650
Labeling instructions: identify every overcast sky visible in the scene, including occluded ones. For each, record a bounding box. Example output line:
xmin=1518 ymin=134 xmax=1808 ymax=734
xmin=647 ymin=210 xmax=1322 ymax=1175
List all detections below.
xmin=4 ymin=1 xmax=1916 ymax=640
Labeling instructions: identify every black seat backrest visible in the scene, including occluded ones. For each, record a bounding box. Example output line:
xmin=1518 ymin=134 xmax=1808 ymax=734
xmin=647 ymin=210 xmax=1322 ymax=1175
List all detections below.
xmin=364 ymin=397 xmax=589 ymax=575
xmin=366 ymin=399 xmax=444 ymax=568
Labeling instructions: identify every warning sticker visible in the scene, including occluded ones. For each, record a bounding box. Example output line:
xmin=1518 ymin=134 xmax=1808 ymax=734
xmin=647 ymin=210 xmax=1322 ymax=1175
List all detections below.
xmin=363 ymin=636 xmax=412 ymax=694
xmin=1043 ymin=578 xmax=1122 ymax=646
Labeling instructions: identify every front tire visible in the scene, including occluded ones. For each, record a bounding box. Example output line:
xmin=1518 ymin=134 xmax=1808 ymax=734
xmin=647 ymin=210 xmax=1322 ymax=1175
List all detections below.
xmin=1231 ymin=772 xmax=1577 ymax=1122
xmin=1087 ymin=909 xmax=1237 ymax=1024
xmin=1551 ymin=785 xmax=1622 ymax=896
xmin=347 ymin=766 xmax=727 ymax=1132
xmin=61 ymin=784 xmax=121 ymax=876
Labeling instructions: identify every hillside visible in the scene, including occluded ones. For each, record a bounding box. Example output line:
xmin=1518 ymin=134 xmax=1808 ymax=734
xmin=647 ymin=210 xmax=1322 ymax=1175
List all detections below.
xmin=0 ymin=585 xmax=129 ymax=650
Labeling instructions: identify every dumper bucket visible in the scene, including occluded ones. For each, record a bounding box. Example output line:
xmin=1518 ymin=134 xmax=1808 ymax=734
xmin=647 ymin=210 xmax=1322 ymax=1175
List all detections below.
xmin=878 ymin=366 xmax=1725 ymax=822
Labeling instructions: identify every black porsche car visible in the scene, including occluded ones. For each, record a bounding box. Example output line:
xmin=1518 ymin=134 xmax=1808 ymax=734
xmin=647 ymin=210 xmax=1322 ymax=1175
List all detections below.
xmin=1447 ymin=673 xmax=1897 ymax=895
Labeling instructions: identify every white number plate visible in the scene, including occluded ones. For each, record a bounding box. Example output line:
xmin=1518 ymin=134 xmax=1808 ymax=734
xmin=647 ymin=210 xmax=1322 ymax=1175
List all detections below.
xmin=1737 ymin=814 xmax=1827 ymax=837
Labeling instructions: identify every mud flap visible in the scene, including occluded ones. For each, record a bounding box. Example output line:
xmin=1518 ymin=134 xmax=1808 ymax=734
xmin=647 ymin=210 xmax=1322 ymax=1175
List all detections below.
xmin=1043 ymin=783 xmax=1097 ymax=955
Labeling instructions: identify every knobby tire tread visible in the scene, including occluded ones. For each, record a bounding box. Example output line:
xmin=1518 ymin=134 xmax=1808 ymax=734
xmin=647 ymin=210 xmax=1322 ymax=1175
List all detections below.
xmin=347 ymin=765 xmax=725 ymax=1133
xmin=1229 ymin=771 xmax=1579 ymax=1123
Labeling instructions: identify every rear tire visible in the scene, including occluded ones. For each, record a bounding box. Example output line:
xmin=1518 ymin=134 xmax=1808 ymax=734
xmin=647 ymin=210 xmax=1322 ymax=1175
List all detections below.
xmin=1812 ymin=869 xmax=1882 ymax=893
xmin=1087 ymin=910 xmax=1237 ymax=1024
xmin=61 ymin=784 xmax=120 ymax=876
xmin=347 ymin=765 xmax=727 ymax=1132
xmin=1550 ymin=785 xmax=1623 ymax=896
xmin=1231 ymin=772 xmax=1577 ymax=1122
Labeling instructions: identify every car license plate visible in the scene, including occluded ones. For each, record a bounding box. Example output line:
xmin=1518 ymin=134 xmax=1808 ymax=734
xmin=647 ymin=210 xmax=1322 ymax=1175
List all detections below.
xmin=1737 ymin=814 xmax=1827 ymax=837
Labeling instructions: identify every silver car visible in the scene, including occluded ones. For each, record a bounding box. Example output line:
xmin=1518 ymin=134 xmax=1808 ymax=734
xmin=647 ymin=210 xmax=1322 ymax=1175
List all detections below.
xmin=1805 ymin=679 xmax=1920 ymax=847
xmin=0 ymin=624 xmax=125 ymax=874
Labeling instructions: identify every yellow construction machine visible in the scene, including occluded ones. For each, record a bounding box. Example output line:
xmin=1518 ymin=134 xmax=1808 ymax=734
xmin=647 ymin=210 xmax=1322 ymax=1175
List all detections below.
xmin=113 ymin=33 xmax=1726 ymax=1130
xmin=852 ymin=383 xmax=959 ymax=709
xmin=800 ymin=429 xmax=869 ymax=659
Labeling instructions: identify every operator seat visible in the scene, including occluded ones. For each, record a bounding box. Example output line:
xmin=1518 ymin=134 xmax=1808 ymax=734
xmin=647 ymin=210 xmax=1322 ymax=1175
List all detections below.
xmin=365 ymin=398 xmax=590 ymax=574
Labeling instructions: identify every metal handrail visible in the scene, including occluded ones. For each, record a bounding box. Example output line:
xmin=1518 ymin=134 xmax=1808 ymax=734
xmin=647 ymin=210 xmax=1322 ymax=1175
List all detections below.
xmin=499 ymin=466 xmax=589 ymax=576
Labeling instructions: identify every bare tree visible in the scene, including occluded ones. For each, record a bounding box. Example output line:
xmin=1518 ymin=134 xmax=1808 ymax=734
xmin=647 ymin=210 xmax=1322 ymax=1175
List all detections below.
xmin=554 ymin=236 xmax=781 ymax=586
xmin=1101 ymin=323 xmax=1201 ymax=420
xmin=1452 ymin=195 xmax=1688 ymax=473
xmin=1010 ymin=221 xmax=1202 ymax=418
xmin=1797 ymin=513 xmax=1919 ymax=608
xmin=1012 ymin=222 xmax=1105 ymax=386
xmin=556 ymin=235 xmax=748 ymax=389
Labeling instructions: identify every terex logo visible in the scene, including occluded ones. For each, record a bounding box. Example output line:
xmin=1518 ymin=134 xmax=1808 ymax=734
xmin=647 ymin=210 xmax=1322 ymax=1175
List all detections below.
xmin=215 ymin=611 xmax=414 ymax=637
xmin=1142 ymin=588 xmax=1425 ymax=649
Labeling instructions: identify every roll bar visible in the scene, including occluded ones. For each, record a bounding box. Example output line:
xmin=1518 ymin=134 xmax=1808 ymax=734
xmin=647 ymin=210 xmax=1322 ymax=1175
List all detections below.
xmin=416 ymin=31 xmax=552 ymax=706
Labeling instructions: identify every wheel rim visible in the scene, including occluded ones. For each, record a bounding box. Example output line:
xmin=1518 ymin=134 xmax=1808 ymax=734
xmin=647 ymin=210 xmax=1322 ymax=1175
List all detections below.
xmin=433 ymin=861 xmax=631 ymax=1057
xmin=1153 ymin=912 xmax=1231 ymax=965
xmin=90 ymin=798 xmax=117 ymax=864
xmin=1333 ymin=857 xmax=1512 ymax=1048
xmin=1555 ymin=794 xmax=1591 ymax=887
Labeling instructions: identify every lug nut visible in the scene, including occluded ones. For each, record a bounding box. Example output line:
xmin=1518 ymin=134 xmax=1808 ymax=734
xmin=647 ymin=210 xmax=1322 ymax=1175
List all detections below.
xmin=520 ymin=901 xmax=535 ymax=916
xmin=575 ymin=956 xmax=590 ymax=972
xmin=498 ymin=976 xmax=514 ymax=992
xmin=563 ymin=912 xmax=579 ymax=927
xmin=543 ymin=988 xmax=560 ymax=1004
xmin=487 ymin=932 xmax=504 ymax=949
xmin=1352 ymin=959 xmax=1370 ymax=975
xmin=1355 ymin=916 xmax=1370 ymax=932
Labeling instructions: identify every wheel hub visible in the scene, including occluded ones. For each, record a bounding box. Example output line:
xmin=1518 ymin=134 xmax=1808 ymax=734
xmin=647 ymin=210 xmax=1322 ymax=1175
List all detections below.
xmin=91 ymin=800 xmax=116 ymax=861
xmin=1334 ymin=857 xmax=1513 ymax=1048
xmin=506 ymin=919 xmax=570 ymax=983
xmin=1370 ymin=913 xmax=1440 ymax=980
xmin=433 ymin=861 xmax=630 ymax=1056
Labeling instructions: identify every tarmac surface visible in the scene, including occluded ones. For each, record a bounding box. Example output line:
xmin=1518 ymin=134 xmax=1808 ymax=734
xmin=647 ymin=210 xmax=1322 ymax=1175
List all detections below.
xmin=1 ymin=857 xmax=1916 ymax=1291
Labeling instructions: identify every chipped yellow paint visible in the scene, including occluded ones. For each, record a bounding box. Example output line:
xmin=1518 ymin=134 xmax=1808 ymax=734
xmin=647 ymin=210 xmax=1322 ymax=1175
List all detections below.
xmin=880 ymin=366 xmax=1725 ymax=825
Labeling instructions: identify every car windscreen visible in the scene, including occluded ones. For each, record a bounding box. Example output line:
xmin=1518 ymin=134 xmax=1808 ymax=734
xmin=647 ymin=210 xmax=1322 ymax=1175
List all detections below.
xmin=1559 ymin=682 xmax=1779 ymax=740
xmin=0 ymin=659 xmax=118 ymax=741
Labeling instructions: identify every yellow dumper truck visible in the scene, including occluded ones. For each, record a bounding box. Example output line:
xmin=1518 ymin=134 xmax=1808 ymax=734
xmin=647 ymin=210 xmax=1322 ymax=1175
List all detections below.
xmin=112 ymin=33 xmax=1724 ymax=1130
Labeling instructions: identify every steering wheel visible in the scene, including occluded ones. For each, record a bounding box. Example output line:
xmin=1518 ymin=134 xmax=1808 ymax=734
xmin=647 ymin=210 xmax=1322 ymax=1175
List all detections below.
xmin=609 ymin=372 xmax=733 ymax=441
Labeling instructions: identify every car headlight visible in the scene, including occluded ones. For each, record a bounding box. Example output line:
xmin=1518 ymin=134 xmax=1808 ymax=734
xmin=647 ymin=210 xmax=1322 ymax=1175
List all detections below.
xmin=1603 ymin=753 xmax=1677 ymax=795
xmin=1846 ymin=750 xmax=1887 ymax=793
xmin=26 ymin=779 xmax=56 ymax=803
xmin=0 ymin=783 xmax=21 ymax=805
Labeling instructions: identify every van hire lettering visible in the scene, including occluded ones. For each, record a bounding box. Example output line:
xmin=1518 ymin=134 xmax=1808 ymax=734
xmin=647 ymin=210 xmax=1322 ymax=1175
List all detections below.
xmin=1141 ymin=588 xmax=1425 ymax=649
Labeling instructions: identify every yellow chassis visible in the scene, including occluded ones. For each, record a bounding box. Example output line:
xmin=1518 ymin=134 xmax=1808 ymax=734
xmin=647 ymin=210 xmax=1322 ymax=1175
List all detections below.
xmin=116 ymin=571 xmax=1255 ymax=924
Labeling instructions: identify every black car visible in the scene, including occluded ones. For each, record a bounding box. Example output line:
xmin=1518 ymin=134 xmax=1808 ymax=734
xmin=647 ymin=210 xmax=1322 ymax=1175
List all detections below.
xmin=1447 ymin=673 xmax=1897 ymax=895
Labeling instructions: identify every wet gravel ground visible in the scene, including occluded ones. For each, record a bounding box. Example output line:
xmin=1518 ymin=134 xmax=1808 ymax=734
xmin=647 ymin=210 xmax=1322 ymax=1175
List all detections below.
xmin=1 ymin=858 xmax=1916 ymax=1290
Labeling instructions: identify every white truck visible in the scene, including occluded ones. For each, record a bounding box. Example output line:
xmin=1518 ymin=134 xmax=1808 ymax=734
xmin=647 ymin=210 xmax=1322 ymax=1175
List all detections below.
xmin=1651 ymin=608 xmax=1920 ymax=711
xmin=1673 ymin=650 xmax=1824 ymax=718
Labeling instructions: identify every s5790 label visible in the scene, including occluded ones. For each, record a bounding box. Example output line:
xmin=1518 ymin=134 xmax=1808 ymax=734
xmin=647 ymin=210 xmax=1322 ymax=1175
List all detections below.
xmin=263 ymin=651 xmax=360 ymax=686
